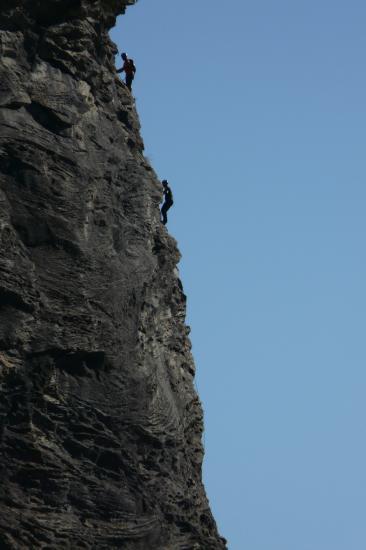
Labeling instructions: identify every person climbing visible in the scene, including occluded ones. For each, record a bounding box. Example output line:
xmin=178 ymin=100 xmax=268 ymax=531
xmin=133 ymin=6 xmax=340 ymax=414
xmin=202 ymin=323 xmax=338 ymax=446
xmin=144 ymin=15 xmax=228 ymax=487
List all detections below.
xmin=161 ymin=180 xmax=173 ymax=225
xmin=116 ymin=52 xmax=136 ymax=91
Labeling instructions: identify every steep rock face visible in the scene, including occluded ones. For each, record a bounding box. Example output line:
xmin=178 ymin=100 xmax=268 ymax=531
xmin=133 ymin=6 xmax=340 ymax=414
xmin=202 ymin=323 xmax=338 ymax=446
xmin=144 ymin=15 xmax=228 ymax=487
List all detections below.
xmin=0 ymin=1 xmax=226 ymax=549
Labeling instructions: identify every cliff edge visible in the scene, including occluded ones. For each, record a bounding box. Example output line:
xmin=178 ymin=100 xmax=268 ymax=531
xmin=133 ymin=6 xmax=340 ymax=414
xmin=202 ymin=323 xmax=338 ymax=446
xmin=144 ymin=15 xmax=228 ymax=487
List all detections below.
xmin=0 ymin=1 xmax=226 ymax=548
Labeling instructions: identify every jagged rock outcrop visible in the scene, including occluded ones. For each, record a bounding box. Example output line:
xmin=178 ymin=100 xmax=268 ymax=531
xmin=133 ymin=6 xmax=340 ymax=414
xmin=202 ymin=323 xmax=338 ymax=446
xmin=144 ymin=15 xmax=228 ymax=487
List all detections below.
xmin=0 ymin=1 xmax=226 ymax=548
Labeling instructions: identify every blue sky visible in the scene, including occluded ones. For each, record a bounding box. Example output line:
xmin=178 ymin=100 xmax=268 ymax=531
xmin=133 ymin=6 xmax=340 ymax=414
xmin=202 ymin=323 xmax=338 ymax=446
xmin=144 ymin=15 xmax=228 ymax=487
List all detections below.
xmin=111 ymin=1 xmax=366 ymax=548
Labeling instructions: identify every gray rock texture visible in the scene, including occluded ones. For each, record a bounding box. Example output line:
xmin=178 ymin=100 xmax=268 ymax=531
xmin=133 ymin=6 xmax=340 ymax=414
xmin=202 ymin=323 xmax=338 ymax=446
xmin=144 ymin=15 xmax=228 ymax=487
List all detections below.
xmin=0 ymin=1 xmax=226 ymax=548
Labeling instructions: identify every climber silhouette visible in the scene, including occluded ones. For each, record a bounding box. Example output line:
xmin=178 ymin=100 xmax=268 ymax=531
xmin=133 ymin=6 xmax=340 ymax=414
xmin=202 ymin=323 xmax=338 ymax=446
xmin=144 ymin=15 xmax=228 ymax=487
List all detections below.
xmin=116 ymin=52 xmax=136 ymax=91
xmin=161 ymin=180 xmax=173 ymax=225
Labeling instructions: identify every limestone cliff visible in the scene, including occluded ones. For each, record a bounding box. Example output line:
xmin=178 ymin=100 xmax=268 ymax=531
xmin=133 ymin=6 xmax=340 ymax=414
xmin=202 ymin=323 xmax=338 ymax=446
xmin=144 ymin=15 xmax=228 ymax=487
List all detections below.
xmin=0 ymin=1 xmax=226 ymax=548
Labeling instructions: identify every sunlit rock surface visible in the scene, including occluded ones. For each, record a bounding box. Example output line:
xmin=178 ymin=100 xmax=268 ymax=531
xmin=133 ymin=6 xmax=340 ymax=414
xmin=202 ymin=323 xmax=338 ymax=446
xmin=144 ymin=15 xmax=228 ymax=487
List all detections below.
xmin=0 ymin=1 xmax=226 ymax=548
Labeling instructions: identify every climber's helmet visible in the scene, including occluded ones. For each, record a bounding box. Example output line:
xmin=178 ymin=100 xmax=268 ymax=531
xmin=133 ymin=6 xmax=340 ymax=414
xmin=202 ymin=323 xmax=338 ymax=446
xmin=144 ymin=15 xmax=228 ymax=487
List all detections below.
xmin=121 ymin=53 xmax=127 ymax=60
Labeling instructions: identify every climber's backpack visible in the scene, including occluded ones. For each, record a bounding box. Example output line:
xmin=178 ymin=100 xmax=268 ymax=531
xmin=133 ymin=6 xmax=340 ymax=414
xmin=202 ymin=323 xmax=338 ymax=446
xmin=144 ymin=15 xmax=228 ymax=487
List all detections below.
xmin=129 ymin=59 xmax=136 ymax=74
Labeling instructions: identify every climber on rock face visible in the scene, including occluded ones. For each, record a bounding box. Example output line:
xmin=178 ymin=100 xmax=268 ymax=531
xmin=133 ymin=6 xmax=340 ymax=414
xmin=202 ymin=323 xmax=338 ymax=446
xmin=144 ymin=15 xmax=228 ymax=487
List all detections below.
xmin=116 ymin=52 xmax=136 ymax=91
xmin=161 ymin=180 xmax=174 ymax=225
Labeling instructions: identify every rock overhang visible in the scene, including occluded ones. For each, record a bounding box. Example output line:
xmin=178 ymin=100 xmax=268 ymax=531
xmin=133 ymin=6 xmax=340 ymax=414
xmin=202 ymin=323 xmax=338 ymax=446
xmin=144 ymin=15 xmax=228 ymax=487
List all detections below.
xmin=0 ymin=0 xmax=137 ymax=30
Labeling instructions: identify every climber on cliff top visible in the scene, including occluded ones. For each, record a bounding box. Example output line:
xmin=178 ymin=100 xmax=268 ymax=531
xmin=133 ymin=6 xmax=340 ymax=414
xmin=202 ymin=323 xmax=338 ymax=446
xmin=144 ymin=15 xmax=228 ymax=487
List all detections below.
xmin=161 ymin=180 xmax=174 ymax=225
xmin=116 ymin=52 xmax=136 ymax=91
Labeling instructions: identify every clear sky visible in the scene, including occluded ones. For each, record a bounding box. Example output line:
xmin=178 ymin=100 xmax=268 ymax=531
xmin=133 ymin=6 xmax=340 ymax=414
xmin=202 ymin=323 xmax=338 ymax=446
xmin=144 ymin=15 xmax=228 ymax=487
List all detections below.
xmin=111 ymin=1 xmax=366 ymax=548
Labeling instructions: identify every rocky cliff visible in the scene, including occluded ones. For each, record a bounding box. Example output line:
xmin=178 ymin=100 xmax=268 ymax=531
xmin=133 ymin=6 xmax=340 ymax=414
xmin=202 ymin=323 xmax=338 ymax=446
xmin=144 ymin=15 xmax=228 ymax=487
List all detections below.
xmin=0 ymin=1 xmax=226 ymax=548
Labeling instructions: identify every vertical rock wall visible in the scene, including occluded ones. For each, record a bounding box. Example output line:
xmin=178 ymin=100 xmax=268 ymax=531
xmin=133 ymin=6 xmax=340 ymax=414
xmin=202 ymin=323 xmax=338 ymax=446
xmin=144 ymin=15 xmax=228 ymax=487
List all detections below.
xmin=0 ymin=1 xmax=226 ymax=548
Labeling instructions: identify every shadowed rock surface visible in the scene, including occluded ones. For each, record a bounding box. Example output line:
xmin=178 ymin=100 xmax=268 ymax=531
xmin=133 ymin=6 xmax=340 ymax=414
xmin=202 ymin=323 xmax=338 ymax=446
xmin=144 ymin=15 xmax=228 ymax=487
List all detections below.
xmin=0 ymin=1 xmax=226 ymax=548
